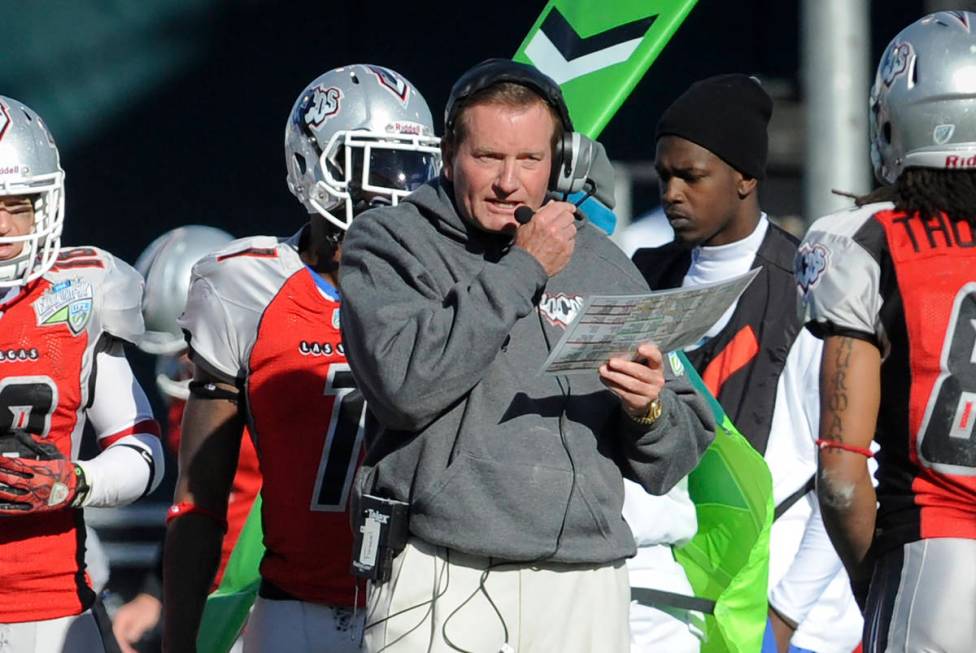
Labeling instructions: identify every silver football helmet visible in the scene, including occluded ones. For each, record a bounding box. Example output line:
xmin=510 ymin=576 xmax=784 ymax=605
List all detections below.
xmin=135 ymin=225 xmax=233 ymax=401
xmin=0 ymin=96 xmax=64 ymax=287
xmin=135 ymin=225 xmax=234 ymax=355
xmin=284 ymin=64 xmax=441 ymax=231
xmin=870 ymin=11 xmax=976 ymax=184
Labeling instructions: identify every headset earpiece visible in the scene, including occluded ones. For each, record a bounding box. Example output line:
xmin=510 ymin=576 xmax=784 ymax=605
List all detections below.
xmin=549 ymin=131 xmax=572 ymax=194
xmin=552 ymin=132 xmax=595 ymax=196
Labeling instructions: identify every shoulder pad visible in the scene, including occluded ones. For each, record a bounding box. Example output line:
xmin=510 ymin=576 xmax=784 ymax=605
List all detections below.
xmin=798 ymin=204 xmax=889 ymax=344
xmin=807 ymin=201 xmax=894 ymax=240
xmin=211 ymin=235 xmax=281 ymax=262
xmin=45 ymin=246 xmax=145 ymax=343
xmin=188 ymin=234 xmax=303 ymax=316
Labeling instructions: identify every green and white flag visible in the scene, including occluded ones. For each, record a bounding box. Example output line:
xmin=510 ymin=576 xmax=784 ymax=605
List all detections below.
xmin=514 ymin=0 xmax=698 ymax=138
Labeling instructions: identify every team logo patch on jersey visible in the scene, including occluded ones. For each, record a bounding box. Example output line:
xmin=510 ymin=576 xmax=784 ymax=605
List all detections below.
xmin=366 ymin=66 xmax=410 ymax=106
xmin=539 ymin=292 xmax=584 ymax=328
xmin=33 ymin=279 xmax=94 ymax=335
xmin=303 ymin=86 xmax=343 ymax=128
xmin=332 ymin=308 xmax=341 ymax=329
xmin=795 ymin=243 xmax=830 ymax=295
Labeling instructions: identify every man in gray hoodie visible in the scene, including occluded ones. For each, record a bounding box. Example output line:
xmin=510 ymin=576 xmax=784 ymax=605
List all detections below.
xmin=340 ymin=59 xmax=715 ymax=653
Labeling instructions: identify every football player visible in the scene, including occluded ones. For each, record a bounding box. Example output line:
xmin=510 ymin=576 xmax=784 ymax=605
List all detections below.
xmin=114 ymin=225 xmax=259 ymax=653
xmin=162 ymin=65 xmax=440 ymax=652
xmin=0 ymin=95 xmax=164 ymax=651
xmin=799 ymin=11 xmax=976 ymax=652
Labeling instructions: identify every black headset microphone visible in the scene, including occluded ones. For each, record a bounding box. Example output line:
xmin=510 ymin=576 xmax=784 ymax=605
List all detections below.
xmin=513 ymin=183 xmax=598 ymax=226
xmin=514 ymin=205 xmax=535 ymax=225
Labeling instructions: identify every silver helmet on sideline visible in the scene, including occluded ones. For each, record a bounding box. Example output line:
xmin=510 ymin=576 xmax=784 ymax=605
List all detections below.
xmin=135 ymin=225 xmax=234 ymax=356
xmin=870 ymin=11 xmax=976 ymax=183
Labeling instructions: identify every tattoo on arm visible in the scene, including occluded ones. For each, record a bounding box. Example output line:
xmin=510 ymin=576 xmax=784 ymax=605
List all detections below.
xmin=824 ymin=336 xmax=853 ymax=442
xmin=819 ymin=337 xmax=858 ymax=509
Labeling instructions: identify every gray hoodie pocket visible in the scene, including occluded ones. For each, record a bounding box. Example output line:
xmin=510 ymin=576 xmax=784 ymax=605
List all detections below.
xmin=410 ymin=450 xmax=617 ymax=560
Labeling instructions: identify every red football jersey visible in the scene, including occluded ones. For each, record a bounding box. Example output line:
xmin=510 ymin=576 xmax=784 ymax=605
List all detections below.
xmin=0 ymin=246 xmax=157 ymax=622
xmin=875 ymin=209 xmax=976 ymax=541
xmin=800 ymin=204 xmax=976 ymax=551
xmin=179 ymin=232 xmax=364 ymax=606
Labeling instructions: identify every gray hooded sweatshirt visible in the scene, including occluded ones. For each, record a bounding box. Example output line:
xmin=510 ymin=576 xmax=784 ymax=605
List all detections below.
xmin=339 ymin=179 xmax=715 ymax=564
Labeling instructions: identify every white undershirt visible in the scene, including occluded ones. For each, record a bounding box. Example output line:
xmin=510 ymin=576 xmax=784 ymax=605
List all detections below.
xmin=683 ymin=215 xmax=768 ymax=348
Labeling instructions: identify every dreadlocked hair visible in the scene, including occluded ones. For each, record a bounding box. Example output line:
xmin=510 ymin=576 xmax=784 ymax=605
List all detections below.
xmin=856 ymin=168 xmax=976 ymax=223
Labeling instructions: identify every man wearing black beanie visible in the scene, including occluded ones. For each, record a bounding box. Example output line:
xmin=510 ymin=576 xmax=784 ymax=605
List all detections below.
xmin=627 ymin=75 xmax=864 ymax=653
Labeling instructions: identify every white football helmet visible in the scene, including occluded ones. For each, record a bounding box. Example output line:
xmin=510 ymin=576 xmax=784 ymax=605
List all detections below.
xmin=870 ymin=11 xmax=976 ymax=184
xmin=0 ymin=96 xmax=64 ymax=287
xmin=284 ymin=64 xmax=441 ymax=231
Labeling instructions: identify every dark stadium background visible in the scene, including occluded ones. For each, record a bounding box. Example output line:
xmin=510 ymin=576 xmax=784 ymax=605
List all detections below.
xmin=0 ymin=0 xmax=945 ymax=631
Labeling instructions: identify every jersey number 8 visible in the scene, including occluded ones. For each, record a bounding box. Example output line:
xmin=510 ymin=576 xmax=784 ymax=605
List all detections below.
xmin=918 ymin=284 xmax=976 ymax=476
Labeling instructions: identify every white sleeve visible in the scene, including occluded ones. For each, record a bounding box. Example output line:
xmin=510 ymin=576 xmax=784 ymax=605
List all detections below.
xmin=77 ymin=340 xmax=164 ymax=508
xmin=622 ymin=476 xmax=697 ymax=547
xmin=99 ymin=254 xmax=146 ymax=344
xmin=768 ymin=497 xmax=845 ymax=623
xmin=765 ymin=330 xmax=821 ymax=503
xmin=767 ymin=331 xmax=843 ymax=623
xmin=797 ymin=207 xmax=886 ymax=345
xmin=178 ymin=274 xmax=244 ymax=383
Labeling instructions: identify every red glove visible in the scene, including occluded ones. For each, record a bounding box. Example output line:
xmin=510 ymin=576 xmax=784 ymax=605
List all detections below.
xmin=0 ymin=456 xmax=84 ymax=514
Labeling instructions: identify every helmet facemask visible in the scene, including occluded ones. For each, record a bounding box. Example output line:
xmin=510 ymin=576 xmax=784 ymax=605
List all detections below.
xmin=310 ymin=129 xmax=441 ymax=230
xmin=0 ymin=182 xmax=64 ymax=288
xmin=0 ymin=96 xmax=65 ymax=288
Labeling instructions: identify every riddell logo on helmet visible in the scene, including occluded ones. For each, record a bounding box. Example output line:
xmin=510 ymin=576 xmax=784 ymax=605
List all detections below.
xmin=0 ymin=165 xmax=19 ymax=176
xmin=945 ymin=154 xmax=976 ymax=169
xmin=387 ymin=121 xmax=423 ymax=135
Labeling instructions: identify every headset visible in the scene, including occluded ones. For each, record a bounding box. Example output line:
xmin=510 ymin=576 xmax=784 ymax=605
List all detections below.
xmin=443 ymin=58 xmax=590 ymax=196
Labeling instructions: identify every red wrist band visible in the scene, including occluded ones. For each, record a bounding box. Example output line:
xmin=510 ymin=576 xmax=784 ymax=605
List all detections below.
xmin=816 ymin=439 xmax=874 ymax=458
xmin=166 ymin=501 xmax=228 ymax=531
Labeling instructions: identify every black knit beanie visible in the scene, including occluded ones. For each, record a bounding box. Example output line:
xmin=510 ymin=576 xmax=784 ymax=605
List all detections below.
xmin=655 ymin=74 xmax=773 ymax=179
